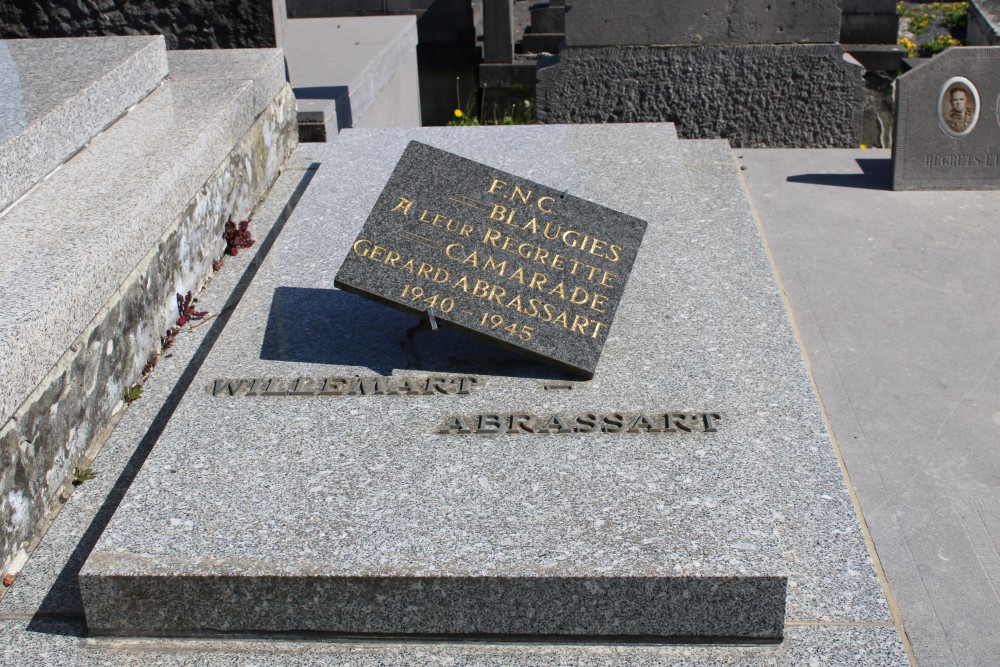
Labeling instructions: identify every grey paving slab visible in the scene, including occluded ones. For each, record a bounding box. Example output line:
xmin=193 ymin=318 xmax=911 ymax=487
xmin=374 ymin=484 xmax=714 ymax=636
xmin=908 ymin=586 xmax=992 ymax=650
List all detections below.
xmin=740 ymin=147 xmax=1000 ymax=666
xmin=0 ymin=36 xmax=168 ymax=213
xmin=0 ymin=619 xmax=909 ymax=666
xmin=168 ymin=48 xmax=287 ymax=118
xmin=0 ymin=76 xmax=258 ymax=431
xmin=0 ymin=159 xmax=317 ymax=620
xmin=78 ymin=128 xmax=894 ymax=646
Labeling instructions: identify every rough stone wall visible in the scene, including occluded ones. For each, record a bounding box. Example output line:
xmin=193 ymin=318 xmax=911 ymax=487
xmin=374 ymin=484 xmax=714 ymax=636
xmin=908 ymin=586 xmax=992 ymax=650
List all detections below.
xmin=537 ymin=44 xmax=865 ymax=148
xmin=0 ymin=85 xmax=297 ymax=574
xmin=564 ymin=0 xmax=841 ymax=46
xmin=0 ymin=0 xmax=278 ymax=49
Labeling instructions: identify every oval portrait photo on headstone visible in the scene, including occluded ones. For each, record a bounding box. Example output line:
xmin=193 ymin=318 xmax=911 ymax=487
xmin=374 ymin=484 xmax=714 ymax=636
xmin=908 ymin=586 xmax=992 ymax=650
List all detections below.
xmin=938 ymin=76 xmax=979 ymax=137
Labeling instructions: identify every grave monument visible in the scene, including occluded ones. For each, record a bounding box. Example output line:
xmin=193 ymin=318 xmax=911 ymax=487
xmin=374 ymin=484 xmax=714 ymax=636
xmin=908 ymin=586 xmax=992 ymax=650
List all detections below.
xmin=75 ymin=124 xmax=905 ymax=662
xmin=892 ymin=46 xmax=1000 ymax=190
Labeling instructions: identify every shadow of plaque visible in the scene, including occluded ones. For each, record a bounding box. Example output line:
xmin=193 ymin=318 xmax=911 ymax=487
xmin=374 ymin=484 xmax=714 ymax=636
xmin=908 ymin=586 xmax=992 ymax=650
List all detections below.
xmin=334 ymin=141 xmax=648 ymax=378
xmin=260 ymin=286 xmax=568 ymax=379
xmin=892 ymin=47 xmax=1000 ymax=190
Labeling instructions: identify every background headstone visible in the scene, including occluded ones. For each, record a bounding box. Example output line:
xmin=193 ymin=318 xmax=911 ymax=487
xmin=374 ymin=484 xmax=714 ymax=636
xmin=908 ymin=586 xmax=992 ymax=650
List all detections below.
xmin=892 ymin=47 xmax=1000 ymax=190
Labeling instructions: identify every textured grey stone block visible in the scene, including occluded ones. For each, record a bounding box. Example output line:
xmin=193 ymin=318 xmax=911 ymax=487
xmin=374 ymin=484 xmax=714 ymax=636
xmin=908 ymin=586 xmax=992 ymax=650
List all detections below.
xmin=0 ymin=85 xmax=297 ymax=577
xmin=564 ymin=0 xmax=841 ymax=46
xmin=80 ymin=126 xmax=889 ymax=642
xmin=0 ymin=35 xmax=167 ymax=213
xmin=892 ymin=47 xmax=1000 ymax=190
xmin=537 ymin=44 xmax=864 ymax=148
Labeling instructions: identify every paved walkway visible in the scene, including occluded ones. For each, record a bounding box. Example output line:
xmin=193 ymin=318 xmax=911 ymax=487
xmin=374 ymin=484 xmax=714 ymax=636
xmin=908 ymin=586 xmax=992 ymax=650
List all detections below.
xmin=740 ymin=148 xmax=1000 ymax=667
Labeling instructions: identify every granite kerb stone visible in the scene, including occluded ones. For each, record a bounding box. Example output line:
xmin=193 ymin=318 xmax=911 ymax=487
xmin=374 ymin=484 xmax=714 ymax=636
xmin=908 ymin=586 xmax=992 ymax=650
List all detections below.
xmin=0 ymin=618 xmax=911 ymax=664
xmin=79 ymin=126 xmax=880 ymax=640
xmin=0 ymin=35 xmax=168 ymax=213
xmin=0 ymin=81 xmax=298 ymax=575
xmin=537 ymin=44 xmax=864 ymax=148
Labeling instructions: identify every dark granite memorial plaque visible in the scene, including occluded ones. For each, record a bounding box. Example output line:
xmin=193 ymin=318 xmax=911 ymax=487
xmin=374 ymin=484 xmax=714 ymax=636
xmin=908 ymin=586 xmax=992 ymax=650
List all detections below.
xmin=335 ymin=141 xmax=647 ymax=378
xmin=893 ymin=47 xmax=1000 ymax=190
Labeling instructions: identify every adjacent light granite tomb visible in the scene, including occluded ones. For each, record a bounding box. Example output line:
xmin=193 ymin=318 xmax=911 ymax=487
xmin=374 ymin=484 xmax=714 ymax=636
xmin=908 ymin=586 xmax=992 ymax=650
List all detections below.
xmin=0 ymin=35 xmax=167 ymax=212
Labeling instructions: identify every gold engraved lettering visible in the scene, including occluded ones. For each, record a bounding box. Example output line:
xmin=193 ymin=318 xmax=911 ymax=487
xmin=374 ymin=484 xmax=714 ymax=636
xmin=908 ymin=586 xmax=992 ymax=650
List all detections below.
xmin=511 ymin=185 xmax=532 ymax=205
xmin=590 ymin=292 xmax=609 ymax=313
xmin=390 ymin=196 xmax=414 ymax=216
xmin=353 ymin=238 xmax=373 ymax=256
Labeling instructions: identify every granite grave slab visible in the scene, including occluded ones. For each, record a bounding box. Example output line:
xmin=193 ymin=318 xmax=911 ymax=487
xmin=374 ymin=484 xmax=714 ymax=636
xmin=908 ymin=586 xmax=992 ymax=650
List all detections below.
xmin=335 ymin=141 xmax=647 ymax=379
xmin=893 ymin=46 xmax=1000 ymax=190
xmin=79 ymin=127 xmax=890 ymax=649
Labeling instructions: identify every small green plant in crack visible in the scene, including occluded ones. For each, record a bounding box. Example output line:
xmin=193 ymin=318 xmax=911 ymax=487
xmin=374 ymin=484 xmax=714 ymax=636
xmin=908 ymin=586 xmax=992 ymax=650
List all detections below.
xmin=72 ymin=467 xmax=98 ymax=486
xmin=124 ymin=383 xmax=143 ymax=403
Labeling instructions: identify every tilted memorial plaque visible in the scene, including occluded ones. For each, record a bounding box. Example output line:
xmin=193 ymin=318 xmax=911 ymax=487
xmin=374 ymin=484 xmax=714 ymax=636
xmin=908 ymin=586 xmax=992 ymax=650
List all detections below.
xmin=335 ymin=141 xmax=647 ymax=378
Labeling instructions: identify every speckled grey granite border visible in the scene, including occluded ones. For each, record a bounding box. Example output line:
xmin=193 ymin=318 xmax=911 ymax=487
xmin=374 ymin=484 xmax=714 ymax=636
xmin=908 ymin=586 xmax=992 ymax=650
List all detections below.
xmin=536 ymin=44 xmax=864 ymax=148
xmin=0 ymin=83 xmax=297 ymax=575
xmin=81 ymin=574 xmax=787 ymax=639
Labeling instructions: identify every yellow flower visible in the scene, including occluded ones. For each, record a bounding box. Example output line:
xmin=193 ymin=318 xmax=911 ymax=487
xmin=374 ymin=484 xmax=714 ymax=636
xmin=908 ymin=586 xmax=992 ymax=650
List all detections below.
xmin=860 ymin=144 xmax=869 ymax=149
xmin=454 ymin=109 xmax=463 ymax=118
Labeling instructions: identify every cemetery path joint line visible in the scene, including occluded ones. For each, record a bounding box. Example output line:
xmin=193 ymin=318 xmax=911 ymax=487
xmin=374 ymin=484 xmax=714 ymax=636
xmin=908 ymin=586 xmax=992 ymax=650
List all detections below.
xmin=334 ymin=141 xmax=648 ymax=378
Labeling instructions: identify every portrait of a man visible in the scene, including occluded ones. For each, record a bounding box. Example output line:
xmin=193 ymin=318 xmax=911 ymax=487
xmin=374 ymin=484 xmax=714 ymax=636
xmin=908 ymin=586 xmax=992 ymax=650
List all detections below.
xmin=939 ymin=79 xmax=979 ymax=136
